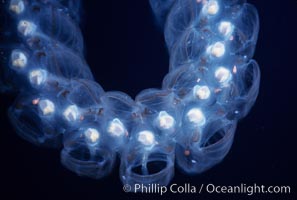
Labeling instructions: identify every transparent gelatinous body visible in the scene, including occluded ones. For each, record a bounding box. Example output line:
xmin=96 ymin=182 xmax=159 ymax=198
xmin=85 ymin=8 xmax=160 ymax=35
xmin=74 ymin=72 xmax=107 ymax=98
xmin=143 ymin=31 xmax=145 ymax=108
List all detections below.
xmin=1 ymin=0 xmax=260 ymax=190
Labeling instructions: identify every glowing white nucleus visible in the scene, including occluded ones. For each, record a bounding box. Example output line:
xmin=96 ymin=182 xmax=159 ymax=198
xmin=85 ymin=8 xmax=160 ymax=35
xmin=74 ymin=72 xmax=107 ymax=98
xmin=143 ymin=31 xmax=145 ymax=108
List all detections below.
xmin=138 ymin=130 xmax=156 ymax=146
xmin=9 ymin=0 xmax=25 ymax=14
xmin=63 ymin=105 xmax=79 ymax=122
xmin=193 ymin=85 xmax=211 ymax=100
xmin=157 ymin=111 xmax=175 ymax=130
xmin=218 ymin=21 xmax=234 ymax=37
xmin=187 ymin=108 xmax=206 ymax=126
xmin=108 ymin=118 xmax=126 ymax=137
xmin=11 ymin=50 xmax=27 ymax=68
xmin=29 ymin=69 xmax=47 ymax=86
xmin=38 ymin=99 xmax=55 ymax=115
xmin=17 ymin=20 xmax=37 ymax=36
xmin=203 ymin=0 xmax=219 ymax=15
xmin=208 ymin=42 xmax=225 ymax=58
xmin=215 ymin=67 xmax=232 ymax=83
xmin=84 ymin=128 xmax=100 ymax=144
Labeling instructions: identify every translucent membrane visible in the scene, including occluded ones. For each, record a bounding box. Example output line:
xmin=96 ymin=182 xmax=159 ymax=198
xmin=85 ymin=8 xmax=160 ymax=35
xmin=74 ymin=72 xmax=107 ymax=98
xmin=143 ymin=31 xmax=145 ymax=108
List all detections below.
xmin=2 ymin=0 xmax=260 ymax=190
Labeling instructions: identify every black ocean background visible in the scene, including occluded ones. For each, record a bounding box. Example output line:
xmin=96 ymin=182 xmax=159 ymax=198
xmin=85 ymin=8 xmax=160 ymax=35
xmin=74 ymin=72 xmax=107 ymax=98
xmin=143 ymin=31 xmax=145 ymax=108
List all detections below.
xmin=0 ymin=0 xmax=296 ymax=199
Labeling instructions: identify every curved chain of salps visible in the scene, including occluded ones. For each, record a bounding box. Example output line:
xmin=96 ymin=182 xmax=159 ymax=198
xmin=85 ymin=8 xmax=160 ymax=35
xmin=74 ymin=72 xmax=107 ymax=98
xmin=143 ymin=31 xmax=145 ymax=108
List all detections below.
xmin=5 ymin=0 xmax=260 ymax=189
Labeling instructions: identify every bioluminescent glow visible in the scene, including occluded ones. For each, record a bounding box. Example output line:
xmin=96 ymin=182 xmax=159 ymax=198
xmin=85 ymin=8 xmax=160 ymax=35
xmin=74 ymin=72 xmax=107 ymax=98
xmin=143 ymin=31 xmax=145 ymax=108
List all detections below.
xmin=2 ymin=0 xmax=260 ymax=191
